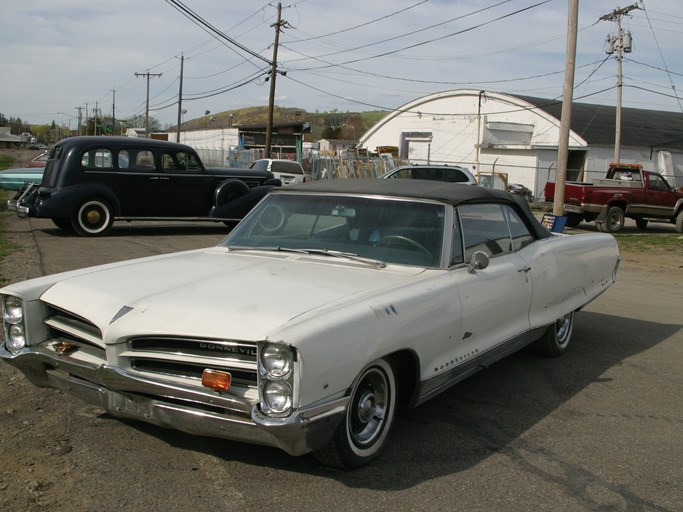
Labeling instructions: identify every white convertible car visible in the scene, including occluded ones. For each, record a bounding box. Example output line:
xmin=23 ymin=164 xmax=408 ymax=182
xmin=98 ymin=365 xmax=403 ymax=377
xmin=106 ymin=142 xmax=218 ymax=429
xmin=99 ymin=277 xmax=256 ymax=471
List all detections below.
xmin=1 ymin=180 xmax=620 ymax=468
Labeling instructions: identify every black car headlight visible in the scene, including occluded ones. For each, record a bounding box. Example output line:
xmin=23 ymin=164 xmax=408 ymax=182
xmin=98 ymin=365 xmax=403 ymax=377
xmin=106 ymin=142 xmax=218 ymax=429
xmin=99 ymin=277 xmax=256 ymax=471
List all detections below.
xmin=258 ymin=342 xmax=296 ymax=416
xmin=2 ymin=295 xmax=26 ymax=352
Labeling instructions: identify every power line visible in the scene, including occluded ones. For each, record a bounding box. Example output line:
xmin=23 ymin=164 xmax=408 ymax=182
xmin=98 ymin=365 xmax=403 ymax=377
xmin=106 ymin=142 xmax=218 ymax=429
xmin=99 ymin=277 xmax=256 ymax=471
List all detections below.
xmin=165 ymin=0 xmax=272 ymax=67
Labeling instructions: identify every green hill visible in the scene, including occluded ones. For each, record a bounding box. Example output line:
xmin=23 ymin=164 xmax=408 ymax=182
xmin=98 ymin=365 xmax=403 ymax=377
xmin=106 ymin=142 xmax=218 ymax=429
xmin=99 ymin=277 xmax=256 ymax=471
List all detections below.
xmin=176 ymin=106 xmax=388 ymax=140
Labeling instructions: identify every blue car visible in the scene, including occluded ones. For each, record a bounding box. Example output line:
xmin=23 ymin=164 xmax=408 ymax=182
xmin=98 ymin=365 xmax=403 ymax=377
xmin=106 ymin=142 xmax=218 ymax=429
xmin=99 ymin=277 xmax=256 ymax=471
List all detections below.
xmin=0 ymin=167 xmax=44 ymax=191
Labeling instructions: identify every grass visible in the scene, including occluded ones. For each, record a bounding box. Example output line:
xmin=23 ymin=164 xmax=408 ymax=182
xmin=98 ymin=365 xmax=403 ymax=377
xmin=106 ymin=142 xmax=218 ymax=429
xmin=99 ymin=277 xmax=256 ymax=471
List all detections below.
xmin=613 ymin=233 xmax=683 ymax=252
xmin=0 ymin=155 xmax=15 ymax=170
xmin=0 ymin=193 xmax=19 ymax=261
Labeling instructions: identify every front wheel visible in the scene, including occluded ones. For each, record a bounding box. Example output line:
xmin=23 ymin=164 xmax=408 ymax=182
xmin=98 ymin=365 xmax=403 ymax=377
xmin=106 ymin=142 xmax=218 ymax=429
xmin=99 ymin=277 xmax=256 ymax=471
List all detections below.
xmin=71 ymin=198 xmax=114 ymax=236
xmin=313 ymin=359 xmax=396 ymax=469
xmin=676 ymin=210 xmax=683 ymax=233
xmin=533 ymin=311 xmax=575 ymax=357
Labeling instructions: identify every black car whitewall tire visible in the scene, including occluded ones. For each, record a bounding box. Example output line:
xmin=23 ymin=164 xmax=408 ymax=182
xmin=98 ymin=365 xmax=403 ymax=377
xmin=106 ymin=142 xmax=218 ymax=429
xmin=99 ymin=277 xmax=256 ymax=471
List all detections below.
xmin=314 ymin=359 xmax=397 ymax=469
xmin=533 ymin=311 xmax=575 ymax=357
xmin=71 ymin=198 xmax=114 ymax=236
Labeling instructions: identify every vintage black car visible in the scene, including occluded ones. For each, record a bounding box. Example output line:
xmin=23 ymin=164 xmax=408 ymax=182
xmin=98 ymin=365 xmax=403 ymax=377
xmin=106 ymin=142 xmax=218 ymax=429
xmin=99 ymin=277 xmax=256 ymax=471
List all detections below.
xmin=9 ymin=136 xmax=279 ymax=236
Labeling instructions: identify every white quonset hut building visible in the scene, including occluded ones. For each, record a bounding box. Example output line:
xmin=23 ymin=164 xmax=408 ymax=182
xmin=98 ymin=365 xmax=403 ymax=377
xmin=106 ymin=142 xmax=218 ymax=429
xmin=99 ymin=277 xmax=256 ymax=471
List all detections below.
xmin=359 ymin=89 xmax=683 ymax=198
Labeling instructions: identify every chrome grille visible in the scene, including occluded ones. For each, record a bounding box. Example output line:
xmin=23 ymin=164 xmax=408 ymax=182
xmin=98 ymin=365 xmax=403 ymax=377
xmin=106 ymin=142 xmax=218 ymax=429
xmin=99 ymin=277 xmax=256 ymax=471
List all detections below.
xmin=44 ymin=304 xmax=105 ymax=352
xmin=124 ymin=336 xmax=258 ymax=389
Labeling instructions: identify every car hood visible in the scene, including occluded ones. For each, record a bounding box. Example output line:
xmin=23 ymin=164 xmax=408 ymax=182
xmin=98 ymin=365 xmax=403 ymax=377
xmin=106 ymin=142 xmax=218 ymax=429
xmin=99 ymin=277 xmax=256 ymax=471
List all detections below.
xmin=39 ymin=248 xmax=424 ymax=343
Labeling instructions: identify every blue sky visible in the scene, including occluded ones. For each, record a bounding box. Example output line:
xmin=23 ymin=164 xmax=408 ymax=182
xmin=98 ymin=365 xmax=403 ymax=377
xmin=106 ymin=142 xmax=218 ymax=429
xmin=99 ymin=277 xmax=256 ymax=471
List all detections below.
xmin=1 ymin=0 xmax=681 ymax=129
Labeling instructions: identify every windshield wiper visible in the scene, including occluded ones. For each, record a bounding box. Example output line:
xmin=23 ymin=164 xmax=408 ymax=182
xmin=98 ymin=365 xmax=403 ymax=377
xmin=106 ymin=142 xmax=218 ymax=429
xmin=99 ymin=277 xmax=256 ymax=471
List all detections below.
xmin=298 ymin=248 xmax=387 ymax=269
xmin=227 ymin=246 xmax=386 ymax=268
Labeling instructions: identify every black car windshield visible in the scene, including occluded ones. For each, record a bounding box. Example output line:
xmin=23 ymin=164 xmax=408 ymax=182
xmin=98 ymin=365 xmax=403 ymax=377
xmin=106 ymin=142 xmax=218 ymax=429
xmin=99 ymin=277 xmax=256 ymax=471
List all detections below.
xmin=222 ymin=193 xmax=446 ymax=267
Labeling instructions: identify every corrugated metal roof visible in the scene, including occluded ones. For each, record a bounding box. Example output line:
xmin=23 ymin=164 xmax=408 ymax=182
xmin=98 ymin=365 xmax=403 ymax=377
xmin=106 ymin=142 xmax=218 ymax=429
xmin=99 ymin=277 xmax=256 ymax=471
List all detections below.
xmin=516 ymin=95 xmax=683 ymax=151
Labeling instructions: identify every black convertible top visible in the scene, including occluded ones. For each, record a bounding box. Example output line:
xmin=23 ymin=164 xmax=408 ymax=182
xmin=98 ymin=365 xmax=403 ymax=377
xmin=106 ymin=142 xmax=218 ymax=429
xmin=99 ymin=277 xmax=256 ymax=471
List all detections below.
xmin=283 ymin=178 xmax=510 ymax=204
xmin=277 ymin=179 xmax=552 ymax=238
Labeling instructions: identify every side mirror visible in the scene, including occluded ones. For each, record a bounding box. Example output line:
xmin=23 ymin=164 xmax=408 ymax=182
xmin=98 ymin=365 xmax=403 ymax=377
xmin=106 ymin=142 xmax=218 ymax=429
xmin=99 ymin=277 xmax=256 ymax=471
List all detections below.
xmin=467 ymin=251 xmax=490 ymax=273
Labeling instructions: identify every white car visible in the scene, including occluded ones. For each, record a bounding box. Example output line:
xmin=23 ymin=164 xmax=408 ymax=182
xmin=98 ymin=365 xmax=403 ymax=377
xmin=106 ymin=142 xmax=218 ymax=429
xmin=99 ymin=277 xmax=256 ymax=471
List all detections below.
xmin=249 ymin=158 xmax=305 ymax=185
xmin=1 ymin=180 xmax=620 ymax=468
xmin=379 ymin=164 xmax=477 ymax=184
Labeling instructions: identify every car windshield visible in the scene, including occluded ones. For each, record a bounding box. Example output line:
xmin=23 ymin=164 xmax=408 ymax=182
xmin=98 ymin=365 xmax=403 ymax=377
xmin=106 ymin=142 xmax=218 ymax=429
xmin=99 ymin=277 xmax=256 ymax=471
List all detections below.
xmin=249 ymin=160 xmax=269 ymax=171
xmin=222 ymin=193 xmax=446 ymax=267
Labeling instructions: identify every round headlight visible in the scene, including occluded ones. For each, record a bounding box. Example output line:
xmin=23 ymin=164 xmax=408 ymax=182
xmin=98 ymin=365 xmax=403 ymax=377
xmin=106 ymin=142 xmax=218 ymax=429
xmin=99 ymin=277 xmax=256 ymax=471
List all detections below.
xmin=261 ymin=343 xmax=292 ymax=378
xmin=263 ymin=380 xmax=292 ymax=414
xmin=6 ymin=324 xmax=26 ymax=352
xmin=3 ymin=296 xmax=23 ymax=324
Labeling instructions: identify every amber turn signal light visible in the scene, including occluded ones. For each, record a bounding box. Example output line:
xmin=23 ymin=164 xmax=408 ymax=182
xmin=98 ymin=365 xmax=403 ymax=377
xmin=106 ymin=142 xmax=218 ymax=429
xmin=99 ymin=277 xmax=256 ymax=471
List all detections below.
xmin=202 ymin=369 xmax=232 ymax=391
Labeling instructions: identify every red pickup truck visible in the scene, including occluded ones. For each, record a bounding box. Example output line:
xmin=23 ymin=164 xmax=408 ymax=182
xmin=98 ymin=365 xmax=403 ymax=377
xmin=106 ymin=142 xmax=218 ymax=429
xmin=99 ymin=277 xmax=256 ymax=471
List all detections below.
xmin=544 ymin=163 xmax=683 ymax=233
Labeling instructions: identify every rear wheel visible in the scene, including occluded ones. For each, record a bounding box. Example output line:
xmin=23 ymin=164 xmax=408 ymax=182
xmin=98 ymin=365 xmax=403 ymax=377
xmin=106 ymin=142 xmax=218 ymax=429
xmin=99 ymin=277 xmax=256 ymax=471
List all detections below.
xmin=71 ymin=198 xmax=114 ymax=236
xmin=676 ymin=211 xmax=683 ymax=233
xmin=313 ymin=359 xmax=396 ymax=469
xmin=533 ymin=312 xmax=574 ymax=357
xmin=603 ymin=206 xmax=625 ymax=233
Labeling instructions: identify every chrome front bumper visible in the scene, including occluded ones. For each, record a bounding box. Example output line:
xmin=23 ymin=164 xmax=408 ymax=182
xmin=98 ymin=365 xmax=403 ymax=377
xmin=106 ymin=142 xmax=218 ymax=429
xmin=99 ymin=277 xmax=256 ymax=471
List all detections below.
xmin=1 ymin=345 xmax=347 ymax=456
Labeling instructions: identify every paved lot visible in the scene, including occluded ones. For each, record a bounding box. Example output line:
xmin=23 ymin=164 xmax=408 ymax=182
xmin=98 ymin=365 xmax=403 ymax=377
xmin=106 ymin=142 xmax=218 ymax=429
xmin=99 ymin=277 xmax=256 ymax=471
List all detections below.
xmin=0 ymin=214 xmax=681 ymax=512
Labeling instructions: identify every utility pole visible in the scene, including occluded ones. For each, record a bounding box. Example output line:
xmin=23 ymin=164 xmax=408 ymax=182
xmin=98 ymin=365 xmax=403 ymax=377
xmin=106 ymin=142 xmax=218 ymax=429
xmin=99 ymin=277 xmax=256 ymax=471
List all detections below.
xmin=265 ymin=2 xmax=287 ymax=158
xmin=93 ymin=102 xmax=99 ymax=136
xmin=85 ymin=102 xmax=89 ymax=135
xmin=135 ymin=71 xmax=163 ymax=136
xmin=600 ymin=3 xmax=638 ymax=164
xmin=475 ymin=90 xmax=485 ymax=183
xmin=75 ymin=106 xmax=84 ymax=136
xmin=553 ymin=0 xmax=579 ymax=217
xmin=176 ymin=54 xmax=184 ymax=143
xmin=112 ymin=89 xmax=116 ymax=136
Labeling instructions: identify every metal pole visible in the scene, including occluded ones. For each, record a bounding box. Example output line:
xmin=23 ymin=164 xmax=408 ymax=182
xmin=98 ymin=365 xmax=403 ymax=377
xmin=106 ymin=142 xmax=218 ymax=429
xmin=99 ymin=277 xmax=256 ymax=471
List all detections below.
xmin=553 ymin=0 xmax=579 ymax=217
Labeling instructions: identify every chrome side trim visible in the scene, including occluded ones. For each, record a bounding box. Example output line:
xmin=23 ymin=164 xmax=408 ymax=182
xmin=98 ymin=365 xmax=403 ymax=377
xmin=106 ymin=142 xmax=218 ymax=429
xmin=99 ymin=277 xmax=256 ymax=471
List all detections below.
xmin=414 ymin=327 xmax=545 ymax=406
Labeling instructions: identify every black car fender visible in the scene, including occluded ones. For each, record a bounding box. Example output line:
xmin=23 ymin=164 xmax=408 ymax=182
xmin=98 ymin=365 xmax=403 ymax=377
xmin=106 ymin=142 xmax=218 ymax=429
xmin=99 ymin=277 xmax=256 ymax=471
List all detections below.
xmin=213 ymin=179 xmax=251 ymax=208
xmin=35 ymin=182 xmax=121 ymax=218
xmin=210 ymin=184 xmax=279 ymax=219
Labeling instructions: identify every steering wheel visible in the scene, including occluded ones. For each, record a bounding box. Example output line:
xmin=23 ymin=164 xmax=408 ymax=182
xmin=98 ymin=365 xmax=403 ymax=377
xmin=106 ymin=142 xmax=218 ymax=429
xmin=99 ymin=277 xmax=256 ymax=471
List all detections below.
xmin=377 ymin=235 xmax=434 ymax=264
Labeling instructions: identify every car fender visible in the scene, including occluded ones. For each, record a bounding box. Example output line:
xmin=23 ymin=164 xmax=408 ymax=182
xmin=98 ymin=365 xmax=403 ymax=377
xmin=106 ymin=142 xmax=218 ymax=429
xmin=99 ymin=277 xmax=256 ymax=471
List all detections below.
xmin=213 ymin=179 xmax=251 ymax=208
xmin=35 ymin=182 xmax=121 ymax=218
xmin=210 ymin=185 xmax=277 ymax=219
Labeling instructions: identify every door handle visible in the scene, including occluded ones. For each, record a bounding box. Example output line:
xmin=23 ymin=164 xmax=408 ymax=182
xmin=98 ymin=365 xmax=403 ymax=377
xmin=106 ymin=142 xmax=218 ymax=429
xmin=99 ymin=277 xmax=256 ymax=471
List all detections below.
xmin=517 ymin=266 xmax=531 ymax=273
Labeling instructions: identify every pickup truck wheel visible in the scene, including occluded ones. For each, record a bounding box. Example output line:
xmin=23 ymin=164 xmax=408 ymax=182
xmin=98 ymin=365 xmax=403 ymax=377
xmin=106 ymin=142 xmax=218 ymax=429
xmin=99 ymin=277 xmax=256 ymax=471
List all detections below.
xmin=676 ymin=211 xmax=683 ymax=233
xmin=533 ymin=311 xmax=574 ymax=357
xmin=603 ymin=206 xmax=625 ymax=233
xmin=313 ymin=359 xmax=396 ymax=469
xmin=635 ymin=218 xmax=648 ymax=230
xmin=71 ymin=198 xmax=114 ymax=236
